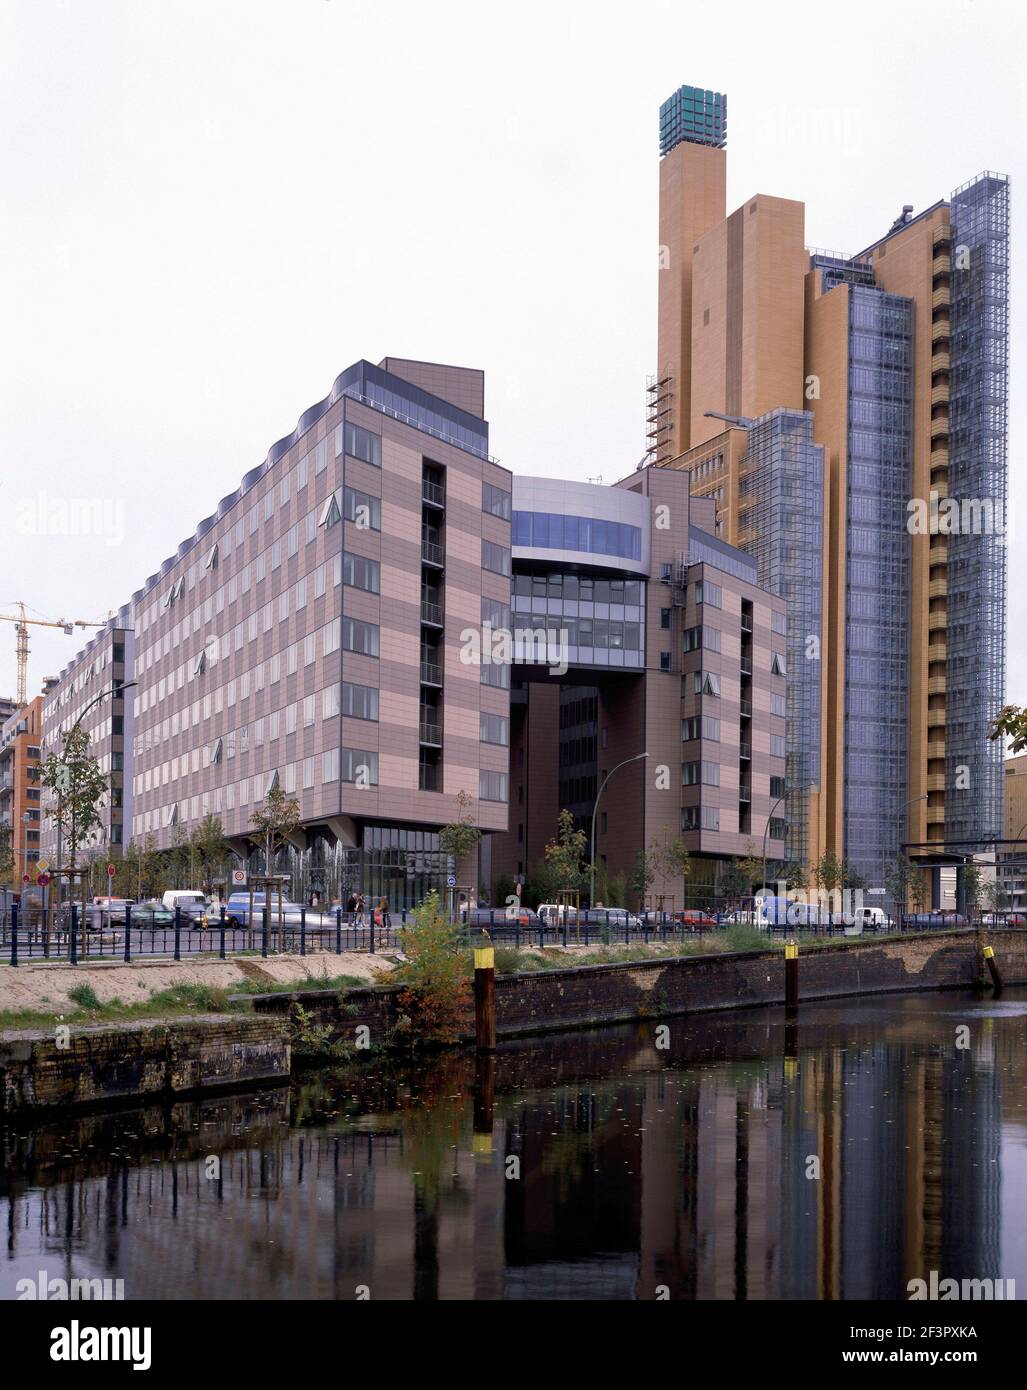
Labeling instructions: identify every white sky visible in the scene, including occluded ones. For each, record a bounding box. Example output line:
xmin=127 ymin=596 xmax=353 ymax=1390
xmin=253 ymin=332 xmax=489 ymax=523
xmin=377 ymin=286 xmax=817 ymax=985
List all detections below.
xmin=1 ymin=0 xmax=1024 ymax=705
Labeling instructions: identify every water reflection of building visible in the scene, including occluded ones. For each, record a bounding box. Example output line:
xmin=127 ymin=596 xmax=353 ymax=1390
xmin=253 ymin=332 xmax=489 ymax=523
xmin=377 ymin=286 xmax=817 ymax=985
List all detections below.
xmin=1 ymin=1003 xmax=1017 ymax=1301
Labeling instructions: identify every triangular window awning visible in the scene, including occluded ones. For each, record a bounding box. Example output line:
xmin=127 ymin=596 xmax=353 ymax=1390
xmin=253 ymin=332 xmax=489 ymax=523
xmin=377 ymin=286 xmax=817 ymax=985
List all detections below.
xmin=205 ymin=542 xmax=219 ymax=570
xmin=266 ymin=769 xmax=280 ymax=796
xmin=211 ymin=737 xmax=223 ymax=764
xmin=319 ymin=491 xmax=342 ymax=528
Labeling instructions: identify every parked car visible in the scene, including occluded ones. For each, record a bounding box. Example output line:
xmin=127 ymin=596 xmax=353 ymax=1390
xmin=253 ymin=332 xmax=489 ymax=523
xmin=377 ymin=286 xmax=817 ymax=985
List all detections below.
xmin=215 ymin=892 xmax=333 ymax=929
xmin=675 ymin=909 xmax=719 ymax=931
xmin=580 ymin=908 xmax=642 ymax=931
xmin=162 ymin=890 xmax=208 ymax=914
xmin=130 ymin=900 xmax=175 ymax=928
xmin=536 ymin=903 xmax=579 ymax=928
xmin=92 ymin=896 xmax=133 ymax=924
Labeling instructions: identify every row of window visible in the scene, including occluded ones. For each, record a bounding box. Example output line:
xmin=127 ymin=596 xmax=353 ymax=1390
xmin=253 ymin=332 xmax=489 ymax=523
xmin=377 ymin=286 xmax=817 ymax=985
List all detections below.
xmin=512 ymin=574 xmax=644 ymax=606
xmin=512 ymin=511 xmax=642 ymax=561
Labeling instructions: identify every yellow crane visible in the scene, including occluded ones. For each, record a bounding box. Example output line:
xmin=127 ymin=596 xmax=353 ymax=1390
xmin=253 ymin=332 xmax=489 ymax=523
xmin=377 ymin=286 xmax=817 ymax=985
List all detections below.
xmin=0 ymin=603 xmax=106 ymax=706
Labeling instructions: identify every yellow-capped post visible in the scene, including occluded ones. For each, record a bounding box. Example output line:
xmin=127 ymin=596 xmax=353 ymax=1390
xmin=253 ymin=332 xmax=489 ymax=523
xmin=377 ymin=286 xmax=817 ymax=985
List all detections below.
xmin=785 ymin=938 xmax=799 ymax=1014
xmin=474 ymin=932 xmax=497 ymax=1051
xmin=982 ymin=943 xmax=1003 ymax=993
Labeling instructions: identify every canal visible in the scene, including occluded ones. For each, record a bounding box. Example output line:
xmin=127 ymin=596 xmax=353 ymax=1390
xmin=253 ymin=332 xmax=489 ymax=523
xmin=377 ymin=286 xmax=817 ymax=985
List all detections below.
xmin=3 ymin=987 xmax=1026 ymax=1300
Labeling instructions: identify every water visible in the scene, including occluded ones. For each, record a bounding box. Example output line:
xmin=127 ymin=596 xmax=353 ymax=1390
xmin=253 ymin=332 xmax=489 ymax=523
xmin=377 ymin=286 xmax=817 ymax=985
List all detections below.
xmin=3 ymin=988 xmax=1026 ymax=1300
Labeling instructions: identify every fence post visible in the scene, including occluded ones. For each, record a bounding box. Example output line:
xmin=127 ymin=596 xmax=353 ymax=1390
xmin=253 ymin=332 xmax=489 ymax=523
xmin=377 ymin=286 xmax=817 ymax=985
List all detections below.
xmin=70 ymin=903 xmax=78 ymax=967
xmin=124 ymin=902 xmax=132 ymax=963
xmin=300 ymin=906 xmax=306 ymax=958
xmin=10 ymin=903 xmax=17 ymax=967
xmin=335 ymin=907 xmax=342 ymax=955
xmin=624 ymin=910 xmax=629 ymax=945
xmin=262 ymin=903 xmax=269 ymax=958
xmin=174 ymin=904 xmax=181 ymax=961
xmin=219 ymin=905 xmax=226 ymax=960
xmin=369 ymin=908 xmax=375 ymax=955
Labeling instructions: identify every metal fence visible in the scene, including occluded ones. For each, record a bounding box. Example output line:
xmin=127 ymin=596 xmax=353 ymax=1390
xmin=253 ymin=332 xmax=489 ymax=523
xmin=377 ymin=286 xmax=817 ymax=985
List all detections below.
xmin=0 ymin=899 xmax=1009 ymax=968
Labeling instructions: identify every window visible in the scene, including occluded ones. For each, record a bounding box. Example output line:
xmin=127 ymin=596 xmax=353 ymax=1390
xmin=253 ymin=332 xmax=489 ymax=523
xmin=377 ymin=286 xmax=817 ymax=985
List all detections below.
xmin=322 ymin=618 xmax=341 ymax=655
xmin=770 ymin=775 xmax=787 ymax=799
xmin=771 ymin=734 xmax=788 ymax=759
xmin=660 ymin=608 xmax=671 ymax=629
xmin=340 ymin=748 xmax=379 ymax=784
xmin=344 ymin=487 xmax=381 ymax=531
xmin=480 ymin=712 xmax=509 ymax=745
xmin=703 ymin=627 xmax=722 ymax=653
xmin=319 ymin=491 xmax=342 ymax=529
xmin=483 ymin=482 xmax=512 ymax=519
xmin=344 ymin=422 xmax=381 ymax=467
xmin=772 ymin=610 xmax=788 ymax=636
xmin=771 ymin=651 xmax=787 ymax=676
xmin=702 ymin=716 xmax=720 ymax=741
xmin=659 ymin=652 xmax=671 ymax=672
xmin=341 ymin=682 xmax=379 ymax=721
xmin=771 ymin=692 xmax=787 ymax=717
xmin=702 ymin=762 xmax=720 ymax=786
xmin=479 ymin=770 xmax=508 ymax=802
xmin=342 ymin=617 xmax=379 ymax=657
xmin=695 ymin=580 xmax=722 ymax=608
xmin=683 ymin=626 xmax=701 ymax=653
xmin=482 ymin=540 xmax=511 ymax=576
xmin=322 ymin=748 xmax=339 ymax=782
xmin=682 ymin=716 xmax=700 ymax=741
xmin=343 ymin=552 xmax=380 ymax=594
xmin=681 ymin=762 xmax=700 ymax=786
xmin=693 ymin=671 xmax=720 ymax=696
xmin=303 ymin=695 xmax=315 ymax=728
xmin=701 ymin=806 xmax=720 ymax=831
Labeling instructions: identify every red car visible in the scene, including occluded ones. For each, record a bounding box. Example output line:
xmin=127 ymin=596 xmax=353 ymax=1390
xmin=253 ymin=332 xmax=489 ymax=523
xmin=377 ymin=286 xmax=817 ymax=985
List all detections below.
xmin=675 ymin=909 xmax=719 ymax=931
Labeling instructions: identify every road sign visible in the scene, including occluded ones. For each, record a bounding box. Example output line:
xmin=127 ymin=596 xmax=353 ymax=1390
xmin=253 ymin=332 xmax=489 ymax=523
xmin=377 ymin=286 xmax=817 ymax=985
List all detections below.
xmin=232 ymin=869 xmax=247 ymax=886
xmin=37 ymin=873 xmax=50 ymax=888
xmin=22 ymin=874 xmax=30 ymax=885
xmin=446 ymin=875 xmax=457 ymax=887
xmin=107 ymin=863 xmax=116 ymax=878
xmin=37 ymin=858 xmax=49 ymax=873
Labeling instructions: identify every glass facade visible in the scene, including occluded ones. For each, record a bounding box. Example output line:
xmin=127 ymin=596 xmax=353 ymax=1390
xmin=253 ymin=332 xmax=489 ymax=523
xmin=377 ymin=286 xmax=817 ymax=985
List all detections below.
xmin=843 ymin=287 xmax=914 ymax=885
xmin=512 ymin=511 xmax=642 ymax=561
xmin=511 ymin=571 xmax=646 ymax=670
xmin=339 ymin=360 xmax=489 ymax=460
xmin=946 ymin=173 xmax=1009 ymax=844
xmin=659 ymin=84 xmax=727 ymax=154
xmin=739 ymin=409 xmax=825 ymax=867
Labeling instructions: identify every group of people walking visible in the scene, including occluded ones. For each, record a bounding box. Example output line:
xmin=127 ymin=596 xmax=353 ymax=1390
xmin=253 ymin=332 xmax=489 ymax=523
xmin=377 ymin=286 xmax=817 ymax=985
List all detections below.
xmin=343 ymin=892 xmax=391 ymax=928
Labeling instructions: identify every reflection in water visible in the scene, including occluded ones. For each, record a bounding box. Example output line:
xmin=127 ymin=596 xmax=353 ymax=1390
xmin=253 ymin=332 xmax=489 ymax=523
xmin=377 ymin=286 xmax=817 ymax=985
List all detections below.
xmin=2 ymin=990 xmax=1026 ymax=1300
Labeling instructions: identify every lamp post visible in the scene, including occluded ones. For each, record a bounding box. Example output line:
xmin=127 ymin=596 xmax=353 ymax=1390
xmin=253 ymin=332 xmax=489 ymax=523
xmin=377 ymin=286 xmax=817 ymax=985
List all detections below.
xmin=590 ymin=752 xmax=648 ymax=909
xmin=54 ymin=679 xmax=137 ymax=903
xmin=761 ymin=796 xmax=786 ymax=902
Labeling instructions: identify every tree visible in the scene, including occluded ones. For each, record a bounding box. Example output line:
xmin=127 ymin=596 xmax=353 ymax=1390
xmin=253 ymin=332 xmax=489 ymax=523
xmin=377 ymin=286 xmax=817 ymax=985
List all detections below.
xmin=191 ymin=814 xmax=233 ymax=895
xmin=40 ymin=725 xmax=107 ymax=872
xmin=812 ymin=850 xmax=847 ymax=894
xmin=884 ymin=854 xmax=913 ymax=924
xmin=0 ymin=820 xmax=14 ymax=888
xmin=990 ymin=706 xmax=1027 ymax=754
xmin=910 ymin=870 xmax=928 ymax=915
xmin=962 ymin=863 xmax=983 ymax=920
xmin=249 ymin=784 xmax=301 ymax=874
xmin=438 ymin=790 xmax=482 ymax=866
xmin=545 ymin=809 xmax=588 ymax=895
xmin=719 ymin=862 xmax=750 ymax=909
xmin=984 ymin=878 xmax=1009 ymax=921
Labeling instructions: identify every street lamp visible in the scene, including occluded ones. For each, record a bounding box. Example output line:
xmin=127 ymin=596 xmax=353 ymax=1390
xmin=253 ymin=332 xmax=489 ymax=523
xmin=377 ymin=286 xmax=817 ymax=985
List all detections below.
xmin=761 ymin=796 xmax=785 ymax=902
xmin=590 ymin=752 xmax=648 ymax=909
xmin=54 ymin=679 xmax=137 ymax=900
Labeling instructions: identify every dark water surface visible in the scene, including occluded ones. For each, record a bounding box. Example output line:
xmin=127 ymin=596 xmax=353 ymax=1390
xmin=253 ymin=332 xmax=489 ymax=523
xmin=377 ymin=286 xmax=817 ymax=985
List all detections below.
xmin=3 ymin=988 xmax=1026 ymax=1300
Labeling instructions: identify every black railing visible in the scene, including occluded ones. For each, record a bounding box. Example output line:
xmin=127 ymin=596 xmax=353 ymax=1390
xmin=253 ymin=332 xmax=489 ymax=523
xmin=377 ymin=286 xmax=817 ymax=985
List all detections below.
xmin=420 ymin=660 xmax=442 ymax=686
xmin=422 ymin=479 xmax=446 ymax=508
xmin=421 ymin=539 xmax=444 ymax=566
xmin=420 ymin=598 xmax=443 ymax=626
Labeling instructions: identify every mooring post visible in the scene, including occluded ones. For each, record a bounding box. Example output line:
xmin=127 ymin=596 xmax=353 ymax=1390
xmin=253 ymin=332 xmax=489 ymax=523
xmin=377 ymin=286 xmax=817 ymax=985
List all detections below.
xmin=785 ymin=938 xmax=799 ymax=1014
xmin=10 ymin=902 xmax=18 ymax=968
xmin=472 ymin=1052 xmax=497 ymax=1156
xmin=473 ymin=938 xmax=497 ymax=1051
xmin=983 ymin=944 xmax=1003 ymax=993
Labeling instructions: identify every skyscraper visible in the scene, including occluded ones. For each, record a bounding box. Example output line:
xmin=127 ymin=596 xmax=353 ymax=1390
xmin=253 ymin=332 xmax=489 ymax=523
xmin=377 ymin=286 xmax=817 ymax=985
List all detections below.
xmin=652 ymin=83 xmax=1008 ymax=889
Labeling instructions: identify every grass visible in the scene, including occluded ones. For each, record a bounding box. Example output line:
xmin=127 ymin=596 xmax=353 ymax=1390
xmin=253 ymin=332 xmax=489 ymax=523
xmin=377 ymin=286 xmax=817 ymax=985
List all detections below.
xmin=228 ymin=973 xmax=366 ymax=995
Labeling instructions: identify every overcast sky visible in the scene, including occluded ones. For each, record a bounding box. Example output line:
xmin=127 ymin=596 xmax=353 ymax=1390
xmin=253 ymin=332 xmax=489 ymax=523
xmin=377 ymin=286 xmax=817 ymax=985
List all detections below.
xmin=1 ymin=0 xmax=1023 ymax=705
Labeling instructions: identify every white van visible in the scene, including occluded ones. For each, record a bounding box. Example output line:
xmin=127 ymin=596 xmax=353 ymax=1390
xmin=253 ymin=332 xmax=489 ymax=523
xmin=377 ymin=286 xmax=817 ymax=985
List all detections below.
xmin=162 ymin=890 xmax=207 ymax=913
xmin=536 ymin=903 xmax=579 ymax=928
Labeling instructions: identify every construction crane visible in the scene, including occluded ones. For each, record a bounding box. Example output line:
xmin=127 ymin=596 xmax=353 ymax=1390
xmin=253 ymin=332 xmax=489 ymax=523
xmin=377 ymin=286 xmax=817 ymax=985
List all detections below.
xmin=0 ymin=603 xmax=105 ymax=706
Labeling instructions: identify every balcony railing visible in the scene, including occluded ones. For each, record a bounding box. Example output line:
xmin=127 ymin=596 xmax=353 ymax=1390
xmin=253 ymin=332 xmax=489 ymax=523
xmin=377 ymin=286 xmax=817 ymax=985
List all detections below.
xmin=420 ymin=660 xmax=443 ymax=687
xmin=740 ymin=699 xmax=752 ymax=718
xmin=421 ymin=538 xmax=444 ymax=567
xmin=422 ymin=479 xmax=446 ymax=508
xmin=420 ymin=598 xmax=443 ymax=626
xmin=419 ymin=721 xmax=443 ymax=747
xmin=738 ymin=785 xmax=751 ymax=803
xmin=740 ymin=659 xmax=752 ymax=677
xmin=740 ymin=615 xmax=753 ymax=633
xmin=739 ymin=742 xmax=751 ymax=759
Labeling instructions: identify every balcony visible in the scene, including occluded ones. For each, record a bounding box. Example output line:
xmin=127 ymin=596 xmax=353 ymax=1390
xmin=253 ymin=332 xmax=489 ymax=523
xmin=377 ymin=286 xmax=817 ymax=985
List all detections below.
xmin=933 ymin=224 xmax=952 ymax=248
xmin=926 ymin=804 xmax=945 ymax=825
xmin=422 ymin=478 xmax=446 ymax=509
xmin=739 ymin=742 xmax=751 ymax=760
xmin=928 ymin=610 xmax=947 ymax=632
xmin=927 ymin=741 xmax=946 ymax=761
xmin=738 ymin=785 xmax=751 ymax=804
xmin=928 ymin=675 xmax=947 ymax=696
xmin=932 ymin=286 xmax=951 ymax=310
xmin=932 ymin=350 xmax=950 ymax=373
xmin=739 ymin=699 xmax=752 ymax=718
xmin=929 ymin=578 xmax=948 ymax=599
xmin=739 ymin=659 xmax=752 ymax=677
xmin=927 ymin=773 xmax=947 ymax=793
xmin=420 ymin=659 xmax=443 ymax=687
xmin=933 ymin=251 xmax=952 ymax=275
xmin=928 ymin=643 xmax=947 ymax=665
xmin=740 ymin=615 xmax=753 ymax=634
xmin=927 ymin=708 xmax=946 ymax=728
xmin=420 ymin=597 xmax=443 ymax=627
xmin=931 ymin=385 xmax=949 ymax=407
xmin=421 ymin=538 xmax=444 ymax=568
xmin=419 ymin=720 xmax=443 ymax=747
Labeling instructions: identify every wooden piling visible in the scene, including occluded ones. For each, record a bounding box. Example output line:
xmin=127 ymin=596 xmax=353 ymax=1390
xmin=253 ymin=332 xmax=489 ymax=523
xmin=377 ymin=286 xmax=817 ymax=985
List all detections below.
xmin=785 ymin=939 xmax=799 ymax=1014
xmin=983 ymin=944 xmax=1003 ymax=993
xmin=473 ymin=943 xmax=497 ymax=1051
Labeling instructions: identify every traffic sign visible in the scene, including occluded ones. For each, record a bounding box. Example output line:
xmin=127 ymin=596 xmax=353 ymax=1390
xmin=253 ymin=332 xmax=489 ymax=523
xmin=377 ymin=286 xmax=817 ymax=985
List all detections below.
xmin=37 ymin=873 xmax=50 ymax=888
xmin=22 ymin=874 xmax=30 ymax=885
xmin=37 ymin=858 xmax=49 ymax=873
xmin=446 ymin=875 xmax=457 ymax=887
xmin=232 ymin=869 xmax=247 ymax=886
xmin=107 ymin=863 xmax=116 ymax=878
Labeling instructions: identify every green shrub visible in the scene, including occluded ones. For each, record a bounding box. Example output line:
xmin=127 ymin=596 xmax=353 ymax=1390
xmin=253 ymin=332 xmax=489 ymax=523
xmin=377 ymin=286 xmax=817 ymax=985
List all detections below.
xmin=67 ymin=984 xmax=102 ymax=1011
xmin=395 ymin=891 xmax=471 ymax=1044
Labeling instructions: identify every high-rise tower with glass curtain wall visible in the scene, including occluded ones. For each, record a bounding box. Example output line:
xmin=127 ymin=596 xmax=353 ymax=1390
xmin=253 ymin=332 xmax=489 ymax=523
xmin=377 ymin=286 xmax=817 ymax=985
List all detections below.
xmin=651 ymin=81 xmax=1008 ymax=891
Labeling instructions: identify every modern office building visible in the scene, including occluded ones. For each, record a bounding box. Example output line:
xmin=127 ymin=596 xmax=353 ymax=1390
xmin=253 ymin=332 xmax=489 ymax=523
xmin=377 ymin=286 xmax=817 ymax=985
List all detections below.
xmin=43 ymin=358 xmax=512 ymax=909
xmin=0 ymin=694 xmax=45 ymax=879
xmin=650 ymin=82 xmax=1008 ymax=889
xmin=998 ymin=754 xmax=1027 ymax=914
xmin=486 ymin=468 xmax=788 ymax=905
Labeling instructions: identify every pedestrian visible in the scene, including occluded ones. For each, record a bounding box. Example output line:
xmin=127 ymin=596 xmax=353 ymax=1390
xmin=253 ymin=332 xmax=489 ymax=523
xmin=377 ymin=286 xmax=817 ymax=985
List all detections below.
xmin=378 ymin=896 xmax=391 ymax=928
xmin=355 ymin=892 xmax=366 ymax=928
xmin=346 ymin=892 xmax=357 ymax=923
